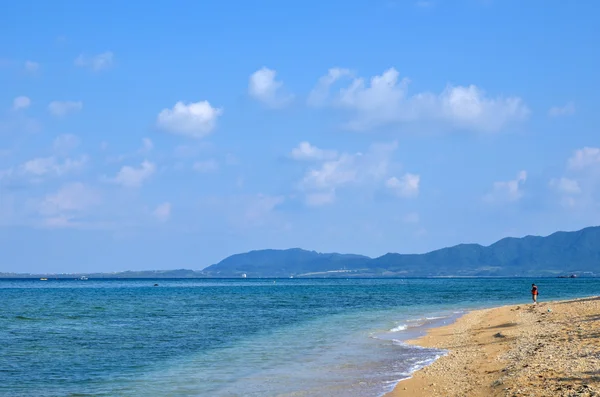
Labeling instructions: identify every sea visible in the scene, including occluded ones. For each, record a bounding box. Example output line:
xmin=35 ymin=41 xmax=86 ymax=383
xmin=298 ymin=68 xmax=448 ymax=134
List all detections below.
xmin=1 ymin=277 xmax=598 ymax=397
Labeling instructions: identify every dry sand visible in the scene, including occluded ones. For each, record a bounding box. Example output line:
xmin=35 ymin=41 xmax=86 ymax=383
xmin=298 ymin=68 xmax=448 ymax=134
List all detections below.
xmin=385 ymin=296 xmax=600 ymax=397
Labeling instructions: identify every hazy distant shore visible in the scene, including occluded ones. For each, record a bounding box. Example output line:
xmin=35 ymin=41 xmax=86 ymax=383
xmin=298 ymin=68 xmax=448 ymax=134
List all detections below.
xmin=386 ymin=296 xmax=600 ymax=397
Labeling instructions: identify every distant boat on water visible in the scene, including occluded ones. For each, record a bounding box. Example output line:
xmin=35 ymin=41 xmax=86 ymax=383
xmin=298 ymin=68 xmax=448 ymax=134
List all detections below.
xmin=79 ymin=276 xmax=89 ymax=280
xmin=40 ymin=278 xmax=48 ymax=281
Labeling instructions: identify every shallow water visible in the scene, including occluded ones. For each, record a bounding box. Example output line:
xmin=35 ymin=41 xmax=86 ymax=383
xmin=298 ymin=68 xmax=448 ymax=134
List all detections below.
xmin=1 ymin=277 xmax=597 ymax=397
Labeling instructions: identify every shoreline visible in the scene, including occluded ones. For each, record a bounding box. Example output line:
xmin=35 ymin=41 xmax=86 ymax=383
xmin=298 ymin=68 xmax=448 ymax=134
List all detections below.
xmin=384 ymin=296 xmax=600 ymax=397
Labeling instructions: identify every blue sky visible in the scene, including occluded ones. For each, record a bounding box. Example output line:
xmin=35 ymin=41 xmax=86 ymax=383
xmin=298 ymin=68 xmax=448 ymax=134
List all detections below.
xmin=1 ymin=0 xmax=599 ymax=273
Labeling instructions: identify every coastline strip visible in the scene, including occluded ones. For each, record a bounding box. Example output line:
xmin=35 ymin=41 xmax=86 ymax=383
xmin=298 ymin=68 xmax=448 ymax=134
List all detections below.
xmin=385 ymin=296 xmax=600 ymax=397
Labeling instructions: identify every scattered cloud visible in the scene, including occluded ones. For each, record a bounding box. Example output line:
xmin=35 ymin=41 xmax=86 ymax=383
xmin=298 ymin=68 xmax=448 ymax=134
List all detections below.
xmin=290 ymin=141 xmax=338 ymax=161
xmin=53 ymin=134 xmax=81 ymax=155
xmin=549 ymin=177 xmax=581 ymax=195
xmin=307 ymin=68 xmax=353 ymax=106
xmin=550 ymin=149 xmax=600 ymax=210
xmin=152 ymin=202 xmax=171 ymax=222
xmin=568 ymin=147 xmax=600 ymax=170
xmin=157 ymin=100 xmax=223 ymax=138
xmin=20 ymin=155 xmax=88 ymax=178
xmin=38 ymin=183 xmax=101 ymax=228
xmin=106 ymin=138 xmax=155 ymax=163
xmin=24 ymin=61 xmax=39 ymax=73
xmin=484 ymin=170 xmax=527 ymax=203
xmin=548 ymin=102 xmax=575 ymax=117
xmin=310 ymin=67 xmax=529 ymax=132
xmin=75 ymin=51 xmax=114 ymax=71
xmin=297 ymin=141 xmax=409 ymax=206
xmin=12 ymin=96 xmax=31 ymax=111
xmin=248 ymin=67 xmax=293 ymax=107
xmin=193 ymin=159 xmax=219 ymax=173
xmin=39 ymin=182 xmax=100 ymax=216
xmin=386 ymin=173 xmax=420 ymax=198
xmin=300 ymin=153 xmax=359 ymax=193
xmin=48 ymin=101 xmax=83 ymax=117
xmin=109 ymin=160 xmax=156 ymax=188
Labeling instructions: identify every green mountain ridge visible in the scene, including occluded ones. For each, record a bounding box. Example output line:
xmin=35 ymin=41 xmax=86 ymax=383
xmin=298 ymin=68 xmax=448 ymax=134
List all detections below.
xmin=203 ymin=226 xmax=600 ymax=277
xmin=3 ymin=226 xmax=600 ymax=278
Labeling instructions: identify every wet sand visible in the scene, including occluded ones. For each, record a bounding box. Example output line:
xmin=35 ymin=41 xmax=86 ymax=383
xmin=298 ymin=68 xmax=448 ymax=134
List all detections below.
xmin=385 ymin=297 xmax=600 ymax=397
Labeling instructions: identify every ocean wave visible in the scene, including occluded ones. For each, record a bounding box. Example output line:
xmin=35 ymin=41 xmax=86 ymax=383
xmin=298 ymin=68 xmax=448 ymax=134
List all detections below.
xmin=425 ymin=315 xmax=448 ymax=320
xmin=389 ymin=324 xmax=408 ymax=332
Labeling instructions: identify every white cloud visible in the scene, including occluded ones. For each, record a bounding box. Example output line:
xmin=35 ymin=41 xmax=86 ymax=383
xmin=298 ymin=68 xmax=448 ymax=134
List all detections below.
xmin=38 ymin=183 xmax=101 ymax=228
xmin=193 ymin=159 xmax=219 ymax=173
xmin=297 ymin=141 xmax=405 ymax=205
xmin=248 ymin=67 xmax=292 ymax=107
xmin=290 ymin=142 xmax=338 ymax=161
xmin=549 ymin=177 xmax=581 ymax=195
xmin=110 ymin=160 xmax=156 ymax=188
xmin=550 ymin=149 xmax=600 ymax=211
xmin=12 ymin=96 xmax=31 ymax=110
xmin=386 ymin=173 xmax=420 ymax=198
xmin=301 ymin=153 xmax=358 ymax=191
xmin=307 ymin=68 xmax=353 ymax=106
xmin=24 ymin=61 xmax=40 ymax=73
xmin=48 ymin=101 xmax=83 ymax=117
xmin=152 ymin=202 xmax=171 ymax=222
xmin=53 ymin=134 xmax=81 ymax=154
xmin=21 ymin=155 xmax=87 ymax=178
xmin=75 ymin=51 xmax=114 ymax=71
xmin=568 ymin=147 xmax=600 ymax=170
xmin=157 ymin=101 xmax=223 ymax=138
xmin=484 ymin=170 xmax=527 ymax=203
xmin=39 ymin=183 xmax=101 ymax=216
xmin=311 ymin=67 xmax=529 ymax=132
xmin=548 ymin=102 xmax=575 ymax=117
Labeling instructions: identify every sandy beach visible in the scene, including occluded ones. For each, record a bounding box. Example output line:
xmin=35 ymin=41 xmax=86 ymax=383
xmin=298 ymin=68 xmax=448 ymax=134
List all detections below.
xmin=386 ymin=296 xmax=600 ymax=397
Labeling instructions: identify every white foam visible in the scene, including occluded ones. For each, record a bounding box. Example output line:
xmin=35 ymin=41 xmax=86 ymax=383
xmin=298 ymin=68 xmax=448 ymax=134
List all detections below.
xmin=389 ymin=324 xmax=408 ymax=332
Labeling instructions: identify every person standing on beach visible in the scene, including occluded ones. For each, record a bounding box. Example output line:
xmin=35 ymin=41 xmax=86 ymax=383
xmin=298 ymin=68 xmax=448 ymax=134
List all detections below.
xmin=531 ymin=283 xmax=538 ymax=304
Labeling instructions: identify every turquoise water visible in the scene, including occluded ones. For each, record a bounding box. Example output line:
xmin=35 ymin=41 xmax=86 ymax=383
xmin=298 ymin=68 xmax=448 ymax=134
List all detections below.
xmin=1 ymin=277 xmax=598 ymax=397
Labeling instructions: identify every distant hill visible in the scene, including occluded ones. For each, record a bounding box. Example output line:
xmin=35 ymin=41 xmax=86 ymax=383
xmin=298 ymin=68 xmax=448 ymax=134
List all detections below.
xmin=3 ymin=226 xmax=600 ymax=279
xmin=203 ymin=226 xmax=600 ymax=277
xmin=202 ymin=248 xmax=371 ymax=278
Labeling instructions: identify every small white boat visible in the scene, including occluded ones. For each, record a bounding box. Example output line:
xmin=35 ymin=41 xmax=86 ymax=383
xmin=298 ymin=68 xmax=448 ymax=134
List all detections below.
xmin=79 ymin=276 xmax=88 ymax=280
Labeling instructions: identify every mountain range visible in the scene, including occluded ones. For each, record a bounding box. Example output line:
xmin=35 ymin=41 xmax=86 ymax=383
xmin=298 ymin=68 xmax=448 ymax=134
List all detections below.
xmin=3 ymin=226 xmax=600 ymax=278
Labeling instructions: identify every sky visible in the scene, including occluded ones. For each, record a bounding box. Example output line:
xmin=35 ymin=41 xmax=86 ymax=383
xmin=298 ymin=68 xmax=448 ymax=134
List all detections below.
xmin=1 ymin=0 xmax=599 ymax=273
